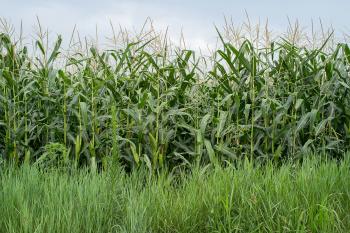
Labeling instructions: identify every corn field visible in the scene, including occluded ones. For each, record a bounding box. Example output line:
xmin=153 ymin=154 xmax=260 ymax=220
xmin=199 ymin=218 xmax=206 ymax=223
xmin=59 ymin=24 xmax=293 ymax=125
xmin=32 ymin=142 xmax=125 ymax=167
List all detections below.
xmin=1 ymin=26 xmax=350 ymax=170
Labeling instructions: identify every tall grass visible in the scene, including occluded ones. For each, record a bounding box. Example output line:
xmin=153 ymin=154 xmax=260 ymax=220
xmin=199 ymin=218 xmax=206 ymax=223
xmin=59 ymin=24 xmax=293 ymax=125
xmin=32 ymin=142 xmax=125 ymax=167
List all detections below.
xmin=0 ymin=156 xmax=349 ymax=232
xmin=1 ymin=21 xmax=350 ymax=169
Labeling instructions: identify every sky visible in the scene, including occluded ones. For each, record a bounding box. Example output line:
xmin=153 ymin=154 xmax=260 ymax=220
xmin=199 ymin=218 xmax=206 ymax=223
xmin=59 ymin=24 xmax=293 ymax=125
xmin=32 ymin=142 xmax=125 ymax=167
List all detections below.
xmin=0 ymin=0 xmax=349 ymax=50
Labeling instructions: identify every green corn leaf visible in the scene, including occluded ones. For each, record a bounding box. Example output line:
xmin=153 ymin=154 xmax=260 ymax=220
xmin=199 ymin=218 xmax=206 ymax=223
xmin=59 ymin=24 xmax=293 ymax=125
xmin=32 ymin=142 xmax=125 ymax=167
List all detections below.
xmin=216 ymin=111 xmax=228 ymax=138
xmin=215 ymin=144 xmax=236 ymax=160
xmin=295 ymin=99 xmax=303 ymax=110
xmin=315 ymin=117 xmax=334 ymax=136
xmin=204 ymin=139 xmax=217 ymax=165
xmin=200 ymin=113 xmax=211 ymax=135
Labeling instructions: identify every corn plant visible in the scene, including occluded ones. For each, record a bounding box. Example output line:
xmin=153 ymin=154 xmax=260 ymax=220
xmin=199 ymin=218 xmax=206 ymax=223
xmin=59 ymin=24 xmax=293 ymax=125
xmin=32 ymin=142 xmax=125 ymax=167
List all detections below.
xmin=1 ymin=26 xmax=350 ymax=170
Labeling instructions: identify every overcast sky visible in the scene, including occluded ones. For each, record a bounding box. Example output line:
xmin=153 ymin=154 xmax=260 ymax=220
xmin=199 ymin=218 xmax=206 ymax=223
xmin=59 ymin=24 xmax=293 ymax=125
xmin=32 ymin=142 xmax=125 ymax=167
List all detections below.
xmin=0 ymin=0 xmax=349 ymax=49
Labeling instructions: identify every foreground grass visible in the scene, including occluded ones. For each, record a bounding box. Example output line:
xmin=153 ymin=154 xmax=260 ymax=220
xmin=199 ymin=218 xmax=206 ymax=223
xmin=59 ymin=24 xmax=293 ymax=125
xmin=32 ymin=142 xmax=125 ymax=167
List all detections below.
xmin=0 ymin=156 xmax=350 ymax=233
